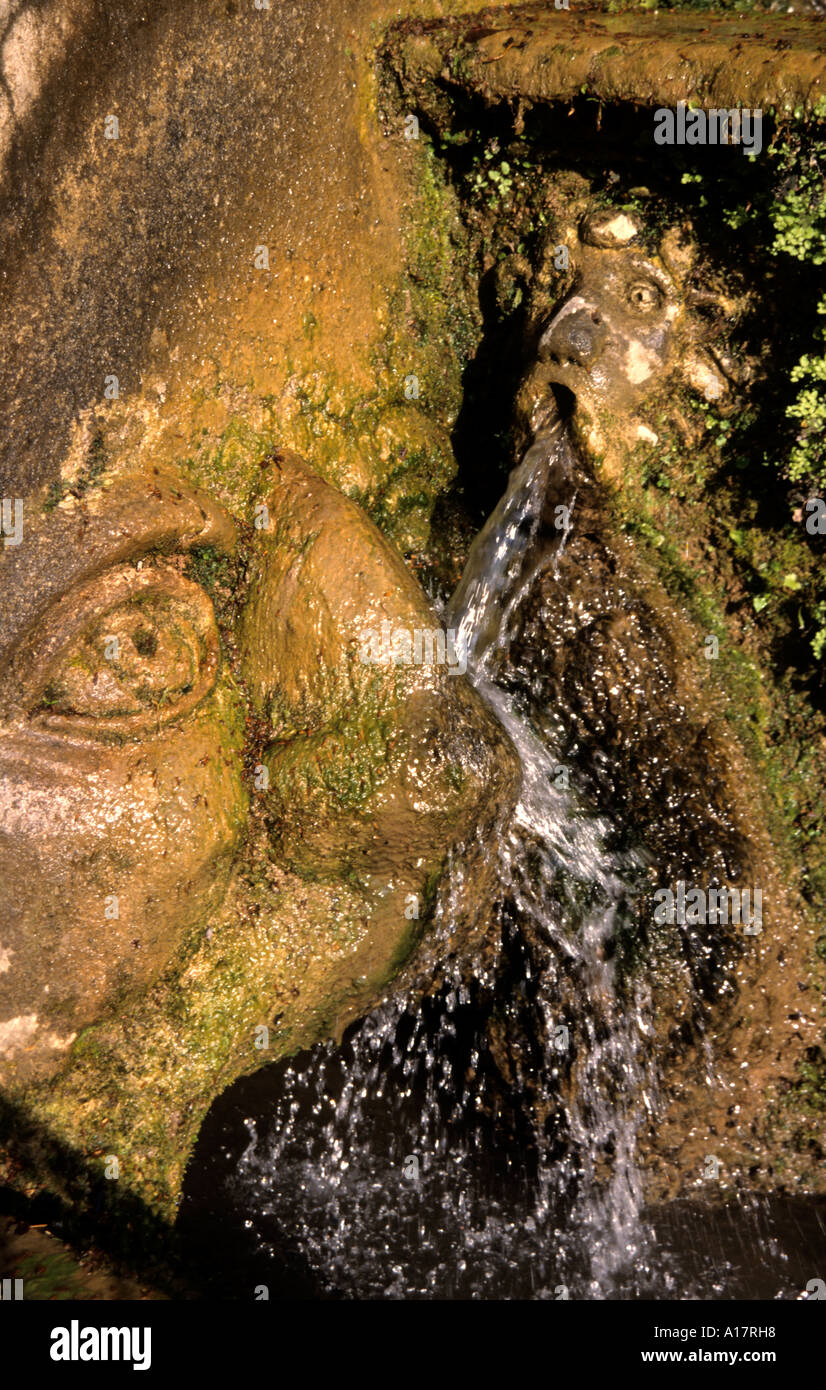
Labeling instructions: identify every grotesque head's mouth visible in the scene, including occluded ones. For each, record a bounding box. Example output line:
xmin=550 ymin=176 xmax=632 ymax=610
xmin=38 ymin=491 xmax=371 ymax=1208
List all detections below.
xmin=550 ymin=382 xmax=577 ymax=420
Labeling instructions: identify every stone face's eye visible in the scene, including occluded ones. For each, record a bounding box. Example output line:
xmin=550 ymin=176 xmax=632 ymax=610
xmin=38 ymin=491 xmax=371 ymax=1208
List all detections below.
xmin=10 ymin=563 xmax=221 ymax=741
xmin=690 ymin=297 xmax=726 ymax=330
xmin=627 ymin=281 xmax=662 ymax=312
xmin=41 ymin=596 xmax=206 ymax=718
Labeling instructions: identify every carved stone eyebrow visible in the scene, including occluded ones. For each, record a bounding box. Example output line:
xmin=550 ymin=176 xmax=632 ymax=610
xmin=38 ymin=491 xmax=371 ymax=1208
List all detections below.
xmin=625 ymin=262 xmax=674 ymax=295
xmin=0 ymin=467 xmax=236 ymax=674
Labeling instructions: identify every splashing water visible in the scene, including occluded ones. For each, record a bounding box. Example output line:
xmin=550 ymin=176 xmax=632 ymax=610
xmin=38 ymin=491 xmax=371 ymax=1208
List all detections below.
xmin=193 ymin=421 xmax=676 ymax=1298
xmin=444 ymin=420 xmax=656 ymax=1290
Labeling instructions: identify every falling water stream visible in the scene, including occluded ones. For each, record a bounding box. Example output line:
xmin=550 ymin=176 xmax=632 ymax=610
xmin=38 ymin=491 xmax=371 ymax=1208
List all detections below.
xmin=180 ymin=422 xmax=826 ymax=1300
xmin=444 ymin=421 xmax=655 ymax=1290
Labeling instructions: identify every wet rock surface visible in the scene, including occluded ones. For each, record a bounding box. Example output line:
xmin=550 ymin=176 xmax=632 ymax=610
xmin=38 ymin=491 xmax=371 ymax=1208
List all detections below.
xmin=496 ymin=437 xmax=818 ymax=1195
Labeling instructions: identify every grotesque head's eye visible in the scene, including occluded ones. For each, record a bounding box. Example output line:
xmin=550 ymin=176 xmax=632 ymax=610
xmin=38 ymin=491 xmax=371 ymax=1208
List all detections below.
xmin=627 ymin=281 xmax=662 ymax=312
xmin=7 ymin=563 xmax=221 ymax=741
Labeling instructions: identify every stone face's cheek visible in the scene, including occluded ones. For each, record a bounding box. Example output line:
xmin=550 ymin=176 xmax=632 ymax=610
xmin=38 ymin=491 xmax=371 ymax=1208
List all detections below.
xmin=623 ymin=338 xmax=658 ymax=386
xmin=0 ymin=1014 xmax=76 ymax=1065
xmin=0 ymin=695 xmax=247 ymax=1088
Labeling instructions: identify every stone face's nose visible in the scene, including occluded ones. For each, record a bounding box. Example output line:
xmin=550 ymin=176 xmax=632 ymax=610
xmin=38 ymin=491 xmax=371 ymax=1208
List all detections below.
xmin=238 ymin=449 xmax=521 ymax=994
xmin=539 ymin=296 xmax=607 ymax=369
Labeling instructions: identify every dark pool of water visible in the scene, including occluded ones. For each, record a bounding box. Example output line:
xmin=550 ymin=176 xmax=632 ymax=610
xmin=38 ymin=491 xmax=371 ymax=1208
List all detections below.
xmin=178 ymin=1046 xmax=826 ymax=1301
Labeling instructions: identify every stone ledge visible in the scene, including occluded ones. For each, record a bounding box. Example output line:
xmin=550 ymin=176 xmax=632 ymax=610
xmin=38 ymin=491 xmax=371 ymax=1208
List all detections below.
xmin=393 ymin=9 xmax=826 ymax=114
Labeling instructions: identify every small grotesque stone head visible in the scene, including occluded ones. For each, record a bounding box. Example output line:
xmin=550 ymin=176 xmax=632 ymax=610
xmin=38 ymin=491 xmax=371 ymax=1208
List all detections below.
xmin=517 ymin=204 xmax=754 ymax=477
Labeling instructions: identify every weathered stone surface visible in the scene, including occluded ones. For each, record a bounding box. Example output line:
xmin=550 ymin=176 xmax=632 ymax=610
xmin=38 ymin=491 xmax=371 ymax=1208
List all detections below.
xmin=0 ymin=0 xmax=528 ymax=1220
xmin=395 ymin=11 xmax=826 ymax=116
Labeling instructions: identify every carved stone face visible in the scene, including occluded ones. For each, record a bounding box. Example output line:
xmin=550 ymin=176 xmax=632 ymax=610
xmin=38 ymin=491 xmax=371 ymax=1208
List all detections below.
xmin=518 ymin=206 xmax=748 ymax=474
xmin=0 ymin=456 xmax=517 ymax=1093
